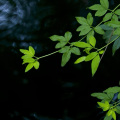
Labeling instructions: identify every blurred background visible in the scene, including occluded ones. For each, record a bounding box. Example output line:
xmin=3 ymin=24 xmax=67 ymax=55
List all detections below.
xmin=0 ymin=0 xmax=120 ymax=120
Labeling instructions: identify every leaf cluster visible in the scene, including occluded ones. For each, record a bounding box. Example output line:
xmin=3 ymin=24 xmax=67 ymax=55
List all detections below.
xmin=20 ymin=46 xmax=40 ymax=72
xmin=91 ymin=86 xmax=120 ymax=120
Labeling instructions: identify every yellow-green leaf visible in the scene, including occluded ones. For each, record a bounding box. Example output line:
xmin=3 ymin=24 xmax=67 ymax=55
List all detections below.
xmin=29 ymin=46 xmax=35 ymax=56
xmin=25 ymin=63 xmax=34 ymax=72
xmin=74 ymin=56 xmax=86 ymax=64
xmin=85 ymin=52 xmax=98 ymax=61
xmin=72 ymin=42 xmax=91 ymax=48
xmin=88 ymin=36 xmax=96 ymax=47
xmin=33 ymin=61 xmax=40 ymax=69
xmin=91 ymin=54 xmax=100 ymax=76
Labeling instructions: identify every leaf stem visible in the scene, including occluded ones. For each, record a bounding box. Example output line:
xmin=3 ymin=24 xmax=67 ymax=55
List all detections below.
xmin=97 ymin=36 xmax=120 ymax=52
xmin=36 ymin=50 xmax=59 ymax=60
xmin=112 ymin=4 xmax=120 ymax=12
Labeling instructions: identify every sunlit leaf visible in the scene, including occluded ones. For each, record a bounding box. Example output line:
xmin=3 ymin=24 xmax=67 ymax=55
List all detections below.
xmin=72 ymin=42 xmax=91 ymax=48
xmin=100 ymin=0 xmax=109 ymax=9
xmin=20 ymin=49 xmax=33 ymax=57
xmin=87 ymin=12 xmax=93 ymax=26
xmin=107 ymin=110 xmax=113 ymax=116
xmin=21 ymin=55 xmax=32 ymax=59
xmin=74 ymin=56 xmax=86 ymax=64
xmin=99 ymin=50 xmax=104 ymax=54
xmin=23 ymin=58 xmax=35 ymax=64
xmin=85 ymin=52 xmax=98 ymax=61
xmin=83 ymin=47 xmax=92 ymax=54
xmin=29 ymin=46 xmax=35 ymax=56
xmin=88 ymin=36 xmax=96 ymax=47
xmin=91 ymin=54 xmax=100 ymax=76
xmin=25 ymin=63 xmax=34 ymax=72
xmin=112 ymin=111 xmax=116 ymax=120
xmin=33 ymin=61 xmax=40 ymax=69
xmin=64 ymin=31 xmax=72 ymax=42
xmin=97 ymin=101 xmax=110 ymax=111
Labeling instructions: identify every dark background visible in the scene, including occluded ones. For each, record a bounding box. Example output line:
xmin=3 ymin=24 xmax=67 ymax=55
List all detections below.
xmin=0 ymin=0 xmax=120 ymax=120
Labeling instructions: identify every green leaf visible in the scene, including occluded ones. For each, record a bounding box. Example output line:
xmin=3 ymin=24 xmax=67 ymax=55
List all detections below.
xmin=74 ymin=56 xmax=86 ymax=64
xmin=59 ymin=46 xmax=70 ymax=53
xmin=112 ymin=14 xmax=118 ymax=21
xmin=91 ymin=93 xmax=109 ymax=100
xmin=83 ymin=47 xmax=92 ymax=54
xmin=112 ymin=36 xmax=120 ymax=55
xmin=99 ymin=50 xmax=104 ymax=54
xmin=85 ymin=52 xmax=98 ymax=61
xmin=100 ymin=24 xmax=113 ymax=30
xmin=118 ymin=93 xmax=120 ymax=99
xmin=55 ymin=41 xmax=67 ymax=49
xmin=72 ymin=42 xmax=91 ymax=48
xmin=20 ymin=49 xmax=33 ymax=56
xmin=103 ymin=86 xmax=120 ymax=93
xmin=86 ymin=30 xmax=95 ymax=42
xmin=21 ymin=55 xmax=32 ymax=59
xmin=105 ymin=20 xmax=120 ymax=28
xmin=115 ymin=9 xmax=120 ymax=15
xmin=103 ymin=13 xmax=112 ymax=22
xmin=87 ymin=13 xmax=93 ymax=26
xmin=25 ymin=63 xmax=34 ymax=72
xmin=116 ymin=106 xmax=120 ymax=114
xmin=29 ymin=46 xmax=35 ymax=56
xmin=113 ymin=28 xmax=120 ymax=36
xmin=107 ymin=110 xmax=116 ymax=120
xmin=70 ymin=47 xmax=81 ymax=55
xmin=104 ymin=115 xmax=112 ymax=120
xmin=61 ymin=50 xmax=71 ymax=67
xmin=64 ymin=31 xmax=72 ymax=42
xmin=95 ymin=6 xmax=107 ymax=16
xmin=94 ymin=26 xmax=105 ymax=35
xmin=23 ymin=58 xmax=35 ymax=64
xmin=79 ymin=26 xmax=92 ymax=36
xmin=76 ymin=25 xmax=89 ymax=31
xmin=49 ymin=35 xmax=65 ymax=41
xmin=91 ymin=54 xmax=100 ymax=76
xmin=88 ymin=4 xmax=101 ymax=10
xmin=88 ymin=36 xmax=96 ymax=47
xmin=33 ymin=61 xmax=40 ymax=69
xmin=100 ymin=0 xmax=109 ymax=9
xmin=97 ymin=101 xmax=110 ymax=111
xmin=76 ymin=17 xmax=88 ymax=25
